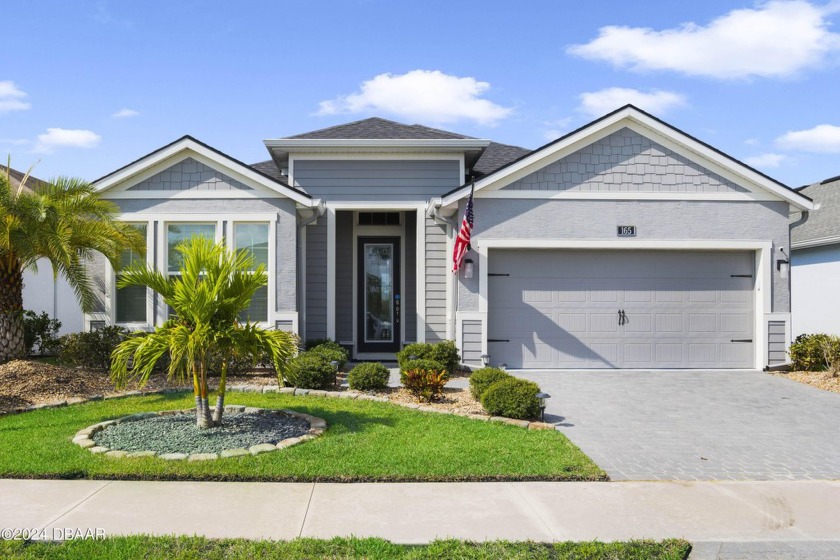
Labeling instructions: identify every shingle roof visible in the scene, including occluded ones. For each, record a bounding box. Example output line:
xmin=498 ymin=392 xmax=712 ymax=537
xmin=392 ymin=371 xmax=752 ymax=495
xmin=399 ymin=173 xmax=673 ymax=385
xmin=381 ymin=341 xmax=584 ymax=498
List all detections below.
xmin=249 ymin=160 xmax=284 ymax=181
xmin=472 ymin=142 xmax=532 ymax=178
xmin=791 ymin=176 xmax=840 ymax=247
xmin=1 ymin=165 xmax=47 ymax=194
xmin=285 ymin=117 xmax=473 ymax=140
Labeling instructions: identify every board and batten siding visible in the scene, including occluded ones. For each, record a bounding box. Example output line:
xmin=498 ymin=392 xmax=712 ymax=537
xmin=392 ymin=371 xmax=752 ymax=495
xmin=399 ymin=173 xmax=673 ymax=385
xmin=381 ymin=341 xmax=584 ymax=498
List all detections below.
xmin=767 ymin=321 xmax=787 ymax=365
xmin=293 ymin=160 xmax=461 ymax=201
xmin=425 ymin=216 xmax=448 ymax=342
xmin=305 ymin=219 xmax=328 ymax=340
xmin=503 ymin=128 xmax=749 ymax=194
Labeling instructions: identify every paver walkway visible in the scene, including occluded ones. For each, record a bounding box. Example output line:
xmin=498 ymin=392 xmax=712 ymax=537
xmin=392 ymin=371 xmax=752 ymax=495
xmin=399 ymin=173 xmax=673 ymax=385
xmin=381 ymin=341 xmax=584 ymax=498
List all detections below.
xmin=515 ymin=370 xmax=840 ymax=481
xmin=2 ymin=479 xmax=840 ymax=555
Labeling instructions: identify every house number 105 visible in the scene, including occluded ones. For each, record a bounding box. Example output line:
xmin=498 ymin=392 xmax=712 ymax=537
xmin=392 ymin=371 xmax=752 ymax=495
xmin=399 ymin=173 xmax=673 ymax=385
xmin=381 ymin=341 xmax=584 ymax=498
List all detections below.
xmin=617 ymin=225 xmax=636 ymax=237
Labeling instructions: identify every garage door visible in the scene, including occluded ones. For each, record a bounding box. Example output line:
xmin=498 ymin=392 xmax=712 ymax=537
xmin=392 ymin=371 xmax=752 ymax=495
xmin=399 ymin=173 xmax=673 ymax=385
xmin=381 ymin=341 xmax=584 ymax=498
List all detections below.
xmin=488 ymin=250 xmax=755 ymax=369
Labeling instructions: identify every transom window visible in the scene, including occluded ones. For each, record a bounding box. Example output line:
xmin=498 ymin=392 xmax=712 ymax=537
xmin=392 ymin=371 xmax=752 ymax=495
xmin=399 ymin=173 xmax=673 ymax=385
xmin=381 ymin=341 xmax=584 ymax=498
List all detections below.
xmin=358 ymin=212 xmax=400 ymax=226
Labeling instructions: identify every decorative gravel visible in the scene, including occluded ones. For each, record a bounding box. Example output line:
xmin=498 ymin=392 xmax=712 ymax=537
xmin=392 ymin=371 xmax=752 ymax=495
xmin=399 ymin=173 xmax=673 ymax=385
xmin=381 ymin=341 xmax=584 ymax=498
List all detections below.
xmin=93 ymin=412 xmax=310 ymax=455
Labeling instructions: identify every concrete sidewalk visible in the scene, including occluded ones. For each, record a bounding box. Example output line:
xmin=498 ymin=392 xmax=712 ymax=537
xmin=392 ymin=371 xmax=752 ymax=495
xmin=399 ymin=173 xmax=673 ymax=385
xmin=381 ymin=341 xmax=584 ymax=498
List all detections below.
xmin=2 ymin=479 xmax=840 ymax=546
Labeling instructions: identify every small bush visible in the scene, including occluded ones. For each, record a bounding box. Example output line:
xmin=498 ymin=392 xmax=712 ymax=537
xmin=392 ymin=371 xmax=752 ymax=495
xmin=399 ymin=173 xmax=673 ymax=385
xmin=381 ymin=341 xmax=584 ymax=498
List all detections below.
xmin=348 ymin=362 xmax=391 ymax=391
xmin=480 ymin=377 xmax=542 ymax=420
xmin=60 ymin=326 xmax=128 ymax=370
xmin=820 ymin=335 xmax=840 ymax=376
xmin=285 ymin=352 xmax=336 ymax=390
xmin=402 ymin=364 xmax=448 ymax=403
xmin=789 ymin=333 xmax=833 ymax=371
xmin=22 ymin=310 xmax=62 ymax=356
xmin=397 ymin=341 xmax=460 ymax=374
xmin=469 ymin=367 xmax=511 ymax=400
xmin=399 ymin=358 xmax=444 ymax=380
xmin=307 ymin=341 xmax=349 ymax=371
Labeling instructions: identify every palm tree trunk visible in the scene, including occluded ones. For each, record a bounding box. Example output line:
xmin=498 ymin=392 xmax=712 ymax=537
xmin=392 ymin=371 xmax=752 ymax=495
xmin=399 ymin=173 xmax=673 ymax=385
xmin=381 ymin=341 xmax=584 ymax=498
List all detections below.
xmin=196 ymin=360 xmax=214 ymax=429
xmin=213 ymin=360 xmax=228 ymax=426
xmin=0 ymin=256 xmax=25 ymax=363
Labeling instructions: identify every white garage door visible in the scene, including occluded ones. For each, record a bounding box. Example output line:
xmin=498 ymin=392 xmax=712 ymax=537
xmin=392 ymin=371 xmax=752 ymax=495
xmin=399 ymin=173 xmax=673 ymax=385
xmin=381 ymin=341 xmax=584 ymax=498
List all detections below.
xmin=487 ymin=249 xmax=755 ymax=369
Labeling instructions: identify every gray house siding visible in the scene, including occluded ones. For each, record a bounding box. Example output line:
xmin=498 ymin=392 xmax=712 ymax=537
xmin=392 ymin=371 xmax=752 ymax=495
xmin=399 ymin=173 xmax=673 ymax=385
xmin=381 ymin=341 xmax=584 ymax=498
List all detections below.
xmin=404 ymin=212 xmax=417 ymax=343
xmin=768 ymin=321 xmax=787 ymax=365
xmin=293 ymin=160 xmax=461 ymax=201
xmin=305 ymin=219 xmax=328 ymax=340
xmin=504 ymin=128 xmax=749 ymax=193
xmin=425 ymin=216 xmax=448 ymax=342
xmin=461 ymin=320 xmax=483 ymax=363
xmin=335 ymin=212 xmax=353 ymax=343
xmin=128 ymin=158 xmax=253 ymax=192
xmin=458 ymin=199 xmax=789 ymax=314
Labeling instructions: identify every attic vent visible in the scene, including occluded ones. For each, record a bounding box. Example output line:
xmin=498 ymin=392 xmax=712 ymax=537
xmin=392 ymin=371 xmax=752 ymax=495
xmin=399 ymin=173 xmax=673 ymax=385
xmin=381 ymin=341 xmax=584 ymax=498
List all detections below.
xmin=358 ymin=212 xmax=401 ymax=226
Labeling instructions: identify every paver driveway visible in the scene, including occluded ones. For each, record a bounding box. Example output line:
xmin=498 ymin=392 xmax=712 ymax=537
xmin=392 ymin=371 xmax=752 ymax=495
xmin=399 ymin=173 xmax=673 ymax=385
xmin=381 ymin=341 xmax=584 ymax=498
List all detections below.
xmin=515 ymin=370 xmax=840 ymax=481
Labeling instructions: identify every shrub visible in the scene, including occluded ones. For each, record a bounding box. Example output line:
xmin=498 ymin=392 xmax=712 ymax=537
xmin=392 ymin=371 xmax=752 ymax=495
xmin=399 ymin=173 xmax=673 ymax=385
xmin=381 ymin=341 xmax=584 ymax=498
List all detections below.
xmin=399 ymin=358 xmax=444 ymax=380
xmin=22 ymin=310 xmax=62 ymax=357
xmin=348 ymin=362 xmax=391 ymax=391
xmin=396 ymin=340 xmax=460 ymax=374
xmin=284 ymin=352 xmax=336 ymax=390
xmin=402 ymin=363 xmax=448 ymax=403
xmin=307 ymin=341 xmax=349 ymax=371
xmin=480 ymin=377 xmax=542 ymax=420
xmin=820 ymin=335 xmax=840 ymax=376
xmin=789 ymin=333 xmax=832 ymax=371
xmin=469 ymin=367 xmax=511 ymax=400
xmin=59 ymin=326 xmax=128 ymax=370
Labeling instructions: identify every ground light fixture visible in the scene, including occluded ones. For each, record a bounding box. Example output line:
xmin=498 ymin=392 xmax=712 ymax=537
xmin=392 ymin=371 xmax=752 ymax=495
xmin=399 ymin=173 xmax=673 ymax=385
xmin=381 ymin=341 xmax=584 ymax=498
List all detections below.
xmin=330 ymin=360 xmax=339 ymax=386
xmin=535 ymin=392 xmax=551 ymax=422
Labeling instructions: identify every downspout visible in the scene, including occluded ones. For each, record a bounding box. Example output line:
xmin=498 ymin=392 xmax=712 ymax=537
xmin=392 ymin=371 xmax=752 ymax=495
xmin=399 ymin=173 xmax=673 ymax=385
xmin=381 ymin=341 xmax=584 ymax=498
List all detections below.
xmin=296 ymin=200 xmax=326 ymax=340
xmin=783 ymin=207 xmax=811 ymax=358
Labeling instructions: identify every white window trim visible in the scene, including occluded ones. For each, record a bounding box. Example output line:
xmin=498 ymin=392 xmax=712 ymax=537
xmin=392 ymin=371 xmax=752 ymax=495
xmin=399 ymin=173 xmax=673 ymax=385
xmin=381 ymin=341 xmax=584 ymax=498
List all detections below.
xmin=473 ymin=238 xmax=773 ymax=370
xmin=232 ymin=220 xmax=275 ymax=325
xmin=103 ymin=220 xmax=155 ymax=330
xmin=476 ymin=191 xmax=780 ymax=202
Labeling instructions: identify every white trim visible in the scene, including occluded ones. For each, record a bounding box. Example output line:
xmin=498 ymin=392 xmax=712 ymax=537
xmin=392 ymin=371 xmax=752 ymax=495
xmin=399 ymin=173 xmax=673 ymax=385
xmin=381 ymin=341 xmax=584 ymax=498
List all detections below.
xmin=440 ymin=107 xmax=814 ymax=211
xmin=273 ymin=312 xmax=299 ymax=333
xmin=477 ymin=190 xmax=780 ymax=202
xmin=416 ymin=210 xmax=426 ymax=343
xmin=321 ymin=201 xmax=428 ymax=210
xmin=475 ymin=238 xmax=773 ymax=370
xmin=792 ymin=235 xmax=840 ymax=250
xmin=266 ymin=139 xmax=490 ymax=150
xmin=300 ymin=225 xmax=308 ymax=340
xmin=446 ymin=221 xmax=455 ymax=340
xmin=103 ymin=190 xmax=287 ymax=200
xmin=106 ymin=220 xmax=155 ymax=329
xmin=326 ymin=208 xmax=336 ymax=340
xmin=231 ymin=220 xmax=275 ymax=325
xmin=93 ymin=137 xmax=314 ymax=206
xmin=289 ymin=153 xmax=466 ymax=160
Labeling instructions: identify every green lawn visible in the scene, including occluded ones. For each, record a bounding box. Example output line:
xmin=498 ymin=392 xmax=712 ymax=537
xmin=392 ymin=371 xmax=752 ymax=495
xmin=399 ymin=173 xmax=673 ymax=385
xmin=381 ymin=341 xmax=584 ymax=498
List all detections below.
xmin=0 ymin=536 xmax=691 ymax=559
xmin=0 ymin=392 xmax=604 ymax=481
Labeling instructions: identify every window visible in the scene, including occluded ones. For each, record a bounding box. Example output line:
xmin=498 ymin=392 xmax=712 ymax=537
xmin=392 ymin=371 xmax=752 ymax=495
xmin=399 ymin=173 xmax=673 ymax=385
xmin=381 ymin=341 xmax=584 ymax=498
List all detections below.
xmin=234 ymin=223 xmax=269 ymax=322
xmin=115 ymin=224 xmax=147 ymax=323
xmin=358 ymin=212 xmax=400 ymax=226
xmin=166 ymin=223 xmax=216 ymax=318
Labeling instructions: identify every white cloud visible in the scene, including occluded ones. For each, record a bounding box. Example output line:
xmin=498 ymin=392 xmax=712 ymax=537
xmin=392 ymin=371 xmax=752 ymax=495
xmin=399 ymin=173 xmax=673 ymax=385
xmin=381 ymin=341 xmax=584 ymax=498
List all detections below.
xmin=777 ymin=124 xmax=840 ymax=152
xmin=0 ymin=81 xmax=31 ymax=113
xmin=567 ymin=1 xmax=840 ymax=79
xmin=112 ymin=108 xmax=139 ymax=118
xmin=578 ymin=87 xmax=687 ymax=116
xmin=317 ymin=69 xmax=513 ymax=126
xmin=542 ymin=118 xmax=573 ymax=141
xmin=743 ymin=152 xmax=788 ymax=168
xmin=34 ymin=128 xmax=101 ymax=153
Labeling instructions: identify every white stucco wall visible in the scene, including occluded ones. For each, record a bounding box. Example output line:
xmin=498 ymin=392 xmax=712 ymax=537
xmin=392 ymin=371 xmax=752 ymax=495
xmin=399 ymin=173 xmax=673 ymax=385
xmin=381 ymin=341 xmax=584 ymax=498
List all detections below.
xmin=791 ymin=244 xmax=840 ymax=337
xmin=22 ymin=258 xmax=85 ymax=335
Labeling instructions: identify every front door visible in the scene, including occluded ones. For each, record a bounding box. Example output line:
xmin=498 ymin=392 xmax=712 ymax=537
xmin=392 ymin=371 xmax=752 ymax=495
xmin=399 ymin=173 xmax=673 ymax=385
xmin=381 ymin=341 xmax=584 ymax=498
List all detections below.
xmin=357 ymin=237 xmax=401 ymax=353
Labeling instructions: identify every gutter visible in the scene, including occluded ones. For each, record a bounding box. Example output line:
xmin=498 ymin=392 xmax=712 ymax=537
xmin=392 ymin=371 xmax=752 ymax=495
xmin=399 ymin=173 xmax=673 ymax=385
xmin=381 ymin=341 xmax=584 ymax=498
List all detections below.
xmin=427 ymin=197 xmax=458 ymax=229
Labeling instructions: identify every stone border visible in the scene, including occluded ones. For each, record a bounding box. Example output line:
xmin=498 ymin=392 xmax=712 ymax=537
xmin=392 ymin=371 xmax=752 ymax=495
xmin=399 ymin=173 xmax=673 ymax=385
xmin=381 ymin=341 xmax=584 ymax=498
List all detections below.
xmin=4 ymin=385 xmax=555 ymax=431
xmin=72 ymin=407 xmax=327 ymax=460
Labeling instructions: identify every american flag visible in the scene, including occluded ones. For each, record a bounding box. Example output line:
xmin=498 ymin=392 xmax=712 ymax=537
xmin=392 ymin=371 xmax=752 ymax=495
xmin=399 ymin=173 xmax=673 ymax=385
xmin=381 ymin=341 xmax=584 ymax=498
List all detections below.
xmin=452 ymin=182 xmax=475 ymax=273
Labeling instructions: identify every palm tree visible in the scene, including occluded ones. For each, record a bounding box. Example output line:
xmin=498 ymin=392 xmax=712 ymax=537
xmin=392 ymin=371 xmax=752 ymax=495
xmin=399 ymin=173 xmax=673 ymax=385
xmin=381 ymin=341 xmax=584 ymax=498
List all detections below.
xmin=0 ymin=162 xmax=145 ymax=363
xmin=110 ymin=236 xmax=297 ymax=428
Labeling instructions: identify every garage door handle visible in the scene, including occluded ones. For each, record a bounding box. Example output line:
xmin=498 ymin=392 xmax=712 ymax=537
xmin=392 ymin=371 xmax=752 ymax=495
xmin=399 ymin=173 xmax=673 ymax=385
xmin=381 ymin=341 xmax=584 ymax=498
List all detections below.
xmin=730 ymin=339 xmax=753 ymax=343
xmin=488 ymin=339 xmax=510 ymax=343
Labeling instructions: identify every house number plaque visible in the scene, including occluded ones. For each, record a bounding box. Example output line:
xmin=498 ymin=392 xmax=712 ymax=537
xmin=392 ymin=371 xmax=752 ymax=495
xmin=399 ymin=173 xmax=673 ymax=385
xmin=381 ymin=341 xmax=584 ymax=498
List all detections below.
xmin=617 ymin=225 xmax=637 ymax=237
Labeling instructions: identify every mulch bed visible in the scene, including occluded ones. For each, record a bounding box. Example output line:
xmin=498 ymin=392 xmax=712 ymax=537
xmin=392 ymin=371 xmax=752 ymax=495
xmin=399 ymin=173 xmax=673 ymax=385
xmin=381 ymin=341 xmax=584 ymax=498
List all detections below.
xmin=773 ymin=370 xmax=840 ymax=394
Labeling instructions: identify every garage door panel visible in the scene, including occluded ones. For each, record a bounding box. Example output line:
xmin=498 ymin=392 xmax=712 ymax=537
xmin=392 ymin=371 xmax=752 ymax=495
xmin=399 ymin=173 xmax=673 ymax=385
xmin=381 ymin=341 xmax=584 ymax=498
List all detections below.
xmin=488 ymin=249 xmax=755 ymax=369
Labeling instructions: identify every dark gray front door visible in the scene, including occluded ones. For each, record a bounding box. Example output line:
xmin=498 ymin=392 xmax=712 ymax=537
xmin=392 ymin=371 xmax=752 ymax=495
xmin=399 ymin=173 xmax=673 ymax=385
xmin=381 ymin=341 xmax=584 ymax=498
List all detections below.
xmin=357 ymin=237 xmax=401 ymax=353
xmin=488 ymin=249 xmax=755 ymax=369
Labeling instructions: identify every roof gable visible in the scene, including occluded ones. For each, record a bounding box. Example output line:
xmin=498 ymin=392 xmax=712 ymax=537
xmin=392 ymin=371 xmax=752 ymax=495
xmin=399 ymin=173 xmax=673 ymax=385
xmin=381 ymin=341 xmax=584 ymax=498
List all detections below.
xmin=286 ymin=117 xmax=472 ymax=140
xmin=93 ymin=136 xmax=313 ymax=205
xmin=792 ymin=177 xmax=840 ymax=248
xmin=440 ymin=105 xmax=815 ymax=211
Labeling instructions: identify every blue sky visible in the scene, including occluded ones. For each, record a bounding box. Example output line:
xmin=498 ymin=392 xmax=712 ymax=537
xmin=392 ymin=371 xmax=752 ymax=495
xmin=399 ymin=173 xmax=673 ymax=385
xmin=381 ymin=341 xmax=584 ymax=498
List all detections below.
xmin=2 ymin=0 xmax=840 ymax=187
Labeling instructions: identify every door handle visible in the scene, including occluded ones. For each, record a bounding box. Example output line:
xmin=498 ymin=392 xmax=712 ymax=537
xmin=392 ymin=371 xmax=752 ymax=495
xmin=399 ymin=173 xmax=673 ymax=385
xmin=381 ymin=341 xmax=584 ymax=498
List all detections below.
xmin=618 ymin=310 xmax=627 ymax=326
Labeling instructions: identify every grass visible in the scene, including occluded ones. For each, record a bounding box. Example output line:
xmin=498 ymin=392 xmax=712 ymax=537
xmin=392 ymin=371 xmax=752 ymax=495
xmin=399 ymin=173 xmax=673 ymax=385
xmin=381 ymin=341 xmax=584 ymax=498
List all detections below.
xmin=0 ymin=392 xmax=604 ymax=481
xmin=0 ymin=536 xmax=692 ymax=559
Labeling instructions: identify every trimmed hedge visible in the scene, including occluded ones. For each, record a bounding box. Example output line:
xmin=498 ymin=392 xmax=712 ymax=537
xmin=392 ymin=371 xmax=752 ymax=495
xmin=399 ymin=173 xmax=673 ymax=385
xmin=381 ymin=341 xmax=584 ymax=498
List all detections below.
xmin=285 ymin=353 xmax=336 ymax=390
xmin=348 ymin=362 xmax=391 ymax=391
xmin=307 ymin=341 xmax=349 ymax=371
xmin=480 ymin=377 xmax=542 ymax=420
xmin=397 ymin=341 xmax=460 ymax=375
xmin=469 ymin=367 xmax=511 ymax=400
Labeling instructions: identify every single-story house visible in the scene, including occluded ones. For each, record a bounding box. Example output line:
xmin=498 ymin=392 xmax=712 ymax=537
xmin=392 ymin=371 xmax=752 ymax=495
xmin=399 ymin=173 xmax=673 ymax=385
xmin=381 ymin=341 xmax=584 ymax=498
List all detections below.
xmin=791 ymin=176 xmax=839 ymax=337
xmin=33 ymin=105 xmax=816 ymax=369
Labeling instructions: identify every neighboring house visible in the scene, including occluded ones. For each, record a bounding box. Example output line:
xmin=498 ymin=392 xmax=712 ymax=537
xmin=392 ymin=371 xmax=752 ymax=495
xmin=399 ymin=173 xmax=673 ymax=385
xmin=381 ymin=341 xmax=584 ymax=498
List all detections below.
xmin=2 ymin=165 xmax=84 ymax=335
xmin=791 ymin=176 xmax=839 ymax=337
xmin=55 ymin=105 xmax=815 ymax=369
